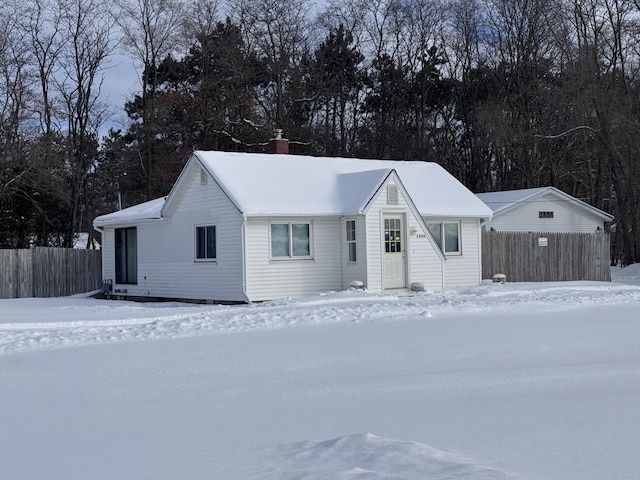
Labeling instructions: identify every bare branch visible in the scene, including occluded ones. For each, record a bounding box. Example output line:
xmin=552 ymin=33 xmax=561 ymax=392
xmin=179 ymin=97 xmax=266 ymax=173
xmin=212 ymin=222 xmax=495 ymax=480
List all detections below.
xmin=534 ymin=125 xmax=598 ymax=139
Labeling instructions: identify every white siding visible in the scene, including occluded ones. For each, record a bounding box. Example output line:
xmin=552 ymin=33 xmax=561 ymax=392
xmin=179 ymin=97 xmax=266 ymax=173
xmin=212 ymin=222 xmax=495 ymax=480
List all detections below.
xmin=341 ymin=217 xmax=368 ymax=289
xmin=245 ymin=217 xmax=343 ymax=301
xmin=485 ymin=192 xmax=606 ymax=233
xmin=429 ymin=218 xmax=483 ymax=288
xmin=104 ymin=162 xmax=246 ymax=302
xmin=365 ymin=179 xmax=445 ymax=293
xmin=102 ymin=227 xmax=115 ymax=283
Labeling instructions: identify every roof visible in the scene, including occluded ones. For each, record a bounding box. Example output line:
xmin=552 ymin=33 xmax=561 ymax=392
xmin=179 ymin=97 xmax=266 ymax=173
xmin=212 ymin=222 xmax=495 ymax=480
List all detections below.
xmin=476 ymin=187 xmax=613 ymax=220
xmin=94 ymin=152 xmax=492 ymax=227
xmin=94 ymin=197 xmax=165 ymax=227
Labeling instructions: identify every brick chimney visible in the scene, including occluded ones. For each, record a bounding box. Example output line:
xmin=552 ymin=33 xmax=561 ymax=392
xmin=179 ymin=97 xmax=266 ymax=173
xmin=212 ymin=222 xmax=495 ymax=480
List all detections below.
xmin=267 ymin=129 xmax=289 ymax=154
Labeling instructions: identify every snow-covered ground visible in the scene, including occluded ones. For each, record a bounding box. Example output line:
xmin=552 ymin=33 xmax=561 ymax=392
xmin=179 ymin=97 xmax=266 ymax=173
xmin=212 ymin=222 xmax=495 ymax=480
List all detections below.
xmin=2 ymin=266 xmax=640 ymax=479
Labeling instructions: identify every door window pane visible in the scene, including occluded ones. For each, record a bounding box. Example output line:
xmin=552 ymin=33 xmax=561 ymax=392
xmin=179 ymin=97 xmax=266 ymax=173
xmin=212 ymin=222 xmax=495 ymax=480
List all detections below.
xmin=384 ymin=219 xmax=402 ymax=253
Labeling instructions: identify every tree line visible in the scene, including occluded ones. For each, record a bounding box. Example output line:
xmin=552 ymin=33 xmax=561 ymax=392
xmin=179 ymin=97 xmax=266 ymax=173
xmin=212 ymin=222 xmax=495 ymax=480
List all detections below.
xmin=1 ymin=0 xmax=639 ymax=264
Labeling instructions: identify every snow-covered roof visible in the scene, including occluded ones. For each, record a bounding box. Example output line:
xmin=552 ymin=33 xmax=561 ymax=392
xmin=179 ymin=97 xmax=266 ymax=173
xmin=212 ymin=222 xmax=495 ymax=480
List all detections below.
xmin=94 ymin=196 xmax=165 ymax=227
xmin=94 ymin=152 xmax=492 ymax=227
xmin=476 ymin=187 xmax=613 ymax=220
xmin=194 ymin=151 xmax=491 ymax=217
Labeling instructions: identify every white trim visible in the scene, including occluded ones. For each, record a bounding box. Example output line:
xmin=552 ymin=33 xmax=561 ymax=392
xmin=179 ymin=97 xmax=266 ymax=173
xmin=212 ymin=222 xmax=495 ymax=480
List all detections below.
xmin=345 ymin=218 xmax=357 ymax=263
xmin=381 ymin=212 xmax=407 ymax=289
xmin=194 ymin=224 xmax=217 ymax=262
xmin=427 ymin=220 xmax=462 ymax=256
xmin=268 ymin=220 xmax=314 ymax=260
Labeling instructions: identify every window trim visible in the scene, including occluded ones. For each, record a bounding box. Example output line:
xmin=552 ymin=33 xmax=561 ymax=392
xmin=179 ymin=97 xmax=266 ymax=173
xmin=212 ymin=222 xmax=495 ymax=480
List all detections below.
xmin=427 ymin=221 xmax=462 ymax=255
xmin=195 ymin=224 xmax=217 ymax=262
xmin=346 ymin=219 xmax=357 ymax=263
xmin=269 ymin=221 xmax=313 ymax=260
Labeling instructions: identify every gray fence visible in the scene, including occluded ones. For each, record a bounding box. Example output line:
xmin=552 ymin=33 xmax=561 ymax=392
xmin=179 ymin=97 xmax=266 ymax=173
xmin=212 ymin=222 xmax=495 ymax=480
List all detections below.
xmin=0 ymin=247 xmax=102 ymax=299
xmin=482 ymin=231 xmax=611 ymax=282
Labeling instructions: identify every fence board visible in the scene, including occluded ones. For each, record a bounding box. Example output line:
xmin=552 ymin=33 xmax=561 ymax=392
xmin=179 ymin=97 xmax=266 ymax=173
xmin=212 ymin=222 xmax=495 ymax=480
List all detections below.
xmin=0 ymin=247 xmax=101 ymax=299
xmin=482 ymin=232 xmax=610 ymax=282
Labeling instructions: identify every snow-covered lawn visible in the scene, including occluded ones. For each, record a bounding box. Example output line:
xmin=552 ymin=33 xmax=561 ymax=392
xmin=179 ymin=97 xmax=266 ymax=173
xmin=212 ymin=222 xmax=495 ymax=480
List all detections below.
xmin=2 ymin=266 xmax=640 ymax=479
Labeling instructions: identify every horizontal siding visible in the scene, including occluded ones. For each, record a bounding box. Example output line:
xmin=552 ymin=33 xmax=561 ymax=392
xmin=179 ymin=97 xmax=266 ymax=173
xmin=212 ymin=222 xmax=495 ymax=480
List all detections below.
xmin=102 ymin=228 xmax=115 ymax=283
xmin=103 ymin=162 xmax=245 ymax=302
xmin=245 ymin=217 xmax=343 ymax=301
xmin=365 ymin=208 xmax=384 ymax=294
xmin=439 ymin=218 xmax=483 ymax=288
xmin=341 ymin=217 xmax=368 ymax=289
xmin=366 ymin=178 xmax=446 ymax=292
xmin=486 ymin=193 xmax=605 ymax=233
xmin=405 ymin=225 xmax=445 ymax=291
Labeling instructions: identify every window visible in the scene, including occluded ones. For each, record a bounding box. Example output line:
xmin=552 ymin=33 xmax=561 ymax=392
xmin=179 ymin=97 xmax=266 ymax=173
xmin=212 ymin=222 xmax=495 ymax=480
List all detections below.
xmin=539 ymin=211 xmax=554 ymax=219
xmin=195 ymin=225 xmax=216 ymax=260
xmin=346 ymin=220 xmax=357 ymax=262
xmin=384 ymin=218 xmax=402 ymax=253
xmin=427 ymin=222 xmax=461 ymax=254
xmin=115 ymin=227 xmax=137 ymax=284
xmin=271 ymin=222 xmax=311 ymax=258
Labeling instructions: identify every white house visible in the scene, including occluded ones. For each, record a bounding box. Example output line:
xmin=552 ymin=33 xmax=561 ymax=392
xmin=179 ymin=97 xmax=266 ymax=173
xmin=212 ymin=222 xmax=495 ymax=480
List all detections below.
xmin=477 ymin=187 xmax=613 ymax=233
xmin=93 ymin=150 xmax=492 ymax=303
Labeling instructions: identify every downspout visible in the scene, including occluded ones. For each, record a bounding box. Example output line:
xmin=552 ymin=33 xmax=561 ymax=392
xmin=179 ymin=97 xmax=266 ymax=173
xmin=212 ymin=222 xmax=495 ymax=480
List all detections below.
xmin=477 ymin=218 xmax=484 ymax=285
xmin=240 ymin=215 xmax=251 ymax=303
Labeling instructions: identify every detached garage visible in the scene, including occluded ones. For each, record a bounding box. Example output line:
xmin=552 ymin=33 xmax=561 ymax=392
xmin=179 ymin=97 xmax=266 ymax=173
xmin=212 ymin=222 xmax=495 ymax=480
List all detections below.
xmin=477 ymin=187 xmax=613 ymax=282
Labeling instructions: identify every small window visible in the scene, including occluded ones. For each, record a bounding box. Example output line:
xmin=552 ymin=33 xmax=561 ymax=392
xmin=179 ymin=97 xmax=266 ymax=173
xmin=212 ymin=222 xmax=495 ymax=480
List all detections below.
xmin=271 ymin=222 xmax=311 ymax=258
xmin=115 ymin=227 xmax=137 ymax=284
xmin=427 ymin=222 xmax=461 ymax=254
xmin=200 ymin=168 xmax=208 ymax=185
xmin=346 ymin=220 xmax=357 ymax=262
xmin=539 ymin=211 xmax=554 ymax=219
xmin=195 ymin=225 xmax=216 ymax=260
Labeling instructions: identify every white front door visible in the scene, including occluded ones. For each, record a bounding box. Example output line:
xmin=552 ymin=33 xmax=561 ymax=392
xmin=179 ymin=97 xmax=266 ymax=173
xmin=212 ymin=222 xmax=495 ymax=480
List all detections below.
xmin=383 ymin=216 xmax=406 ymax=289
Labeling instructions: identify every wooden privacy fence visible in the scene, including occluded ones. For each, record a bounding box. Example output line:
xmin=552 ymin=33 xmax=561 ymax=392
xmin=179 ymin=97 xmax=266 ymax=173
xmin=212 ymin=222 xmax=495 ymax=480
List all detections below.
xmin=0 ymin=247 xmax=102 ymax=299
xmin=482 ymin=231 xmax=611 ymax=282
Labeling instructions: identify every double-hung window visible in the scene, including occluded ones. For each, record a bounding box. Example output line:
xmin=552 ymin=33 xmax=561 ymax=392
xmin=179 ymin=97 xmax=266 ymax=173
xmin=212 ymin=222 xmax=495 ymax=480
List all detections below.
xmin=271 ymin=222 xmax=311 ymax=258
xmin=115 ymin=227 xmax=137 ymax=284
xmin=346 ymin=220 xmax=357 ymax=262
xmin=427 ymin=221 xmax=461 ymax=255
xmin=195 ymin=225 xmax=216 ymax=260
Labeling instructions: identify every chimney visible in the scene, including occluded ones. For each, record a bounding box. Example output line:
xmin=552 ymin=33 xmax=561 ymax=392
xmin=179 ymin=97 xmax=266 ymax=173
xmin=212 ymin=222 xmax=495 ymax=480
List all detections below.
xmin=267 ymin=129 xmax=289 ymax=154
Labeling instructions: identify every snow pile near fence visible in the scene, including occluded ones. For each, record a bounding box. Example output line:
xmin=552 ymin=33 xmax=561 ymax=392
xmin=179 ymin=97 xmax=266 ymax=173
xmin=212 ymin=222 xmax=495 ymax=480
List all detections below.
xmin=611 ymin=262 xmax=640 ymax=285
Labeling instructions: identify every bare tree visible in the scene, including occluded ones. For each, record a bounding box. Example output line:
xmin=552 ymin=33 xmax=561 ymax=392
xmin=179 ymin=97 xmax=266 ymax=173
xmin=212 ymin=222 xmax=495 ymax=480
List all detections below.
xmin=231 ymin=0 xmax=315 ymax=136
xmin=15 ymin=0 xmax=65 ymax=136
xmin=115 ymin=0 xmax=185 ymax=198
xmin=56 ymin=0 xmax=115 ymax=246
